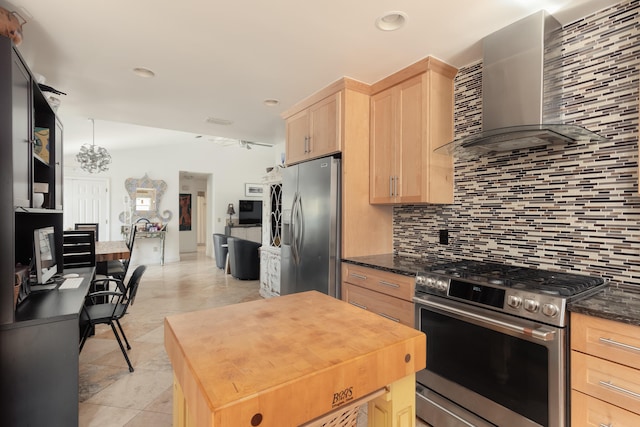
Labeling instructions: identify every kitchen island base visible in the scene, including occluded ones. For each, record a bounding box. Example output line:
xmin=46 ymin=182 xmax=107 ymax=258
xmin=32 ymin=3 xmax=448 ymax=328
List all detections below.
xmin=164 ymin=291 xmax=425 ymax=427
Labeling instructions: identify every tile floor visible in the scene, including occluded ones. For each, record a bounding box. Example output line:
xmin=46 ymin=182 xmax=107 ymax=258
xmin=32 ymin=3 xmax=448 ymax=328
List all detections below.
xmin=78 ymin=247 xmax=429 ymax=426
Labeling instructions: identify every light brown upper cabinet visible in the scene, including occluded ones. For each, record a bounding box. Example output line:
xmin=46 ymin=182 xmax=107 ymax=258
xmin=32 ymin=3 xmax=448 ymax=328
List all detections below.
xmin=284 ymin=91 xmax=341 ymax=165
xmin=282 ymin=78 xmax=393 ymax=258
xmin=370 ymin=57 xmax=457 ymax=204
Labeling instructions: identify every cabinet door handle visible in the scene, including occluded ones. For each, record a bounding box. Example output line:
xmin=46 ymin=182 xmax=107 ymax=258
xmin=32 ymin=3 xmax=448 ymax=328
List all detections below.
xmin=598 ymin=424 xmax=612 ymax=427
xmin=599 ymin=337 xmax=640 ymax=353
xmin=389 ymin=176 xmax=394 ymax=197
xmin=350 ymin=273 xmax=367 ymax=280
xmin=378 ymin=280 xmax=400 ymax=289
xmin=349 ymin=301 xmax=367 ymax=310
xmin=377 ymin=312 xmax=400 ymax=323
xmin=394 ymin=175 xmax=398 ymax=197
xmin=598 ymin=380 xmax=640 ymax=400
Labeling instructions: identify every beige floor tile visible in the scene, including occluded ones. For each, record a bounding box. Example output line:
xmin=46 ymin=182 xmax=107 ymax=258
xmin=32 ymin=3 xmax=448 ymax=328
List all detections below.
xmin=79 ymin=247 xmax=426 ymax=426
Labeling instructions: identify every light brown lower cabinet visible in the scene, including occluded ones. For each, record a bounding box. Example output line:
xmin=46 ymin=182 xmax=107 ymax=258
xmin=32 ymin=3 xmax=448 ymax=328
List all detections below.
xmin=571 ymin=312 xmax=640 ymax=425
xmin=342 ymin=263 xmax=414 ymax=327
xmin=572 ymin=389 xmax=640 ymax=426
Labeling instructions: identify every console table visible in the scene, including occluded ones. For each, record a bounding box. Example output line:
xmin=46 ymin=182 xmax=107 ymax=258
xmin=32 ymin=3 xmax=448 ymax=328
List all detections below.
xmin=164 ymin=291 xmax=425 ymax=427
xmin=136 ymin=230 xmax=166 ymax=265
xmin=0 ymin=267 xmax=95 ymax=427
xmin=121 ymin=226 xmax=166 ymax=265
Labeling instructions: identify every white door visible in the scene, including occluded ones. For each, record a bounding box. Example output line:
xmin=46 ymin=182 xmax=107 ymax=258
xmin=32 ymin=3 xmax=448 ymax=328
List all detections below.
xmin=63 ymin=177 xmax=110 ymax=241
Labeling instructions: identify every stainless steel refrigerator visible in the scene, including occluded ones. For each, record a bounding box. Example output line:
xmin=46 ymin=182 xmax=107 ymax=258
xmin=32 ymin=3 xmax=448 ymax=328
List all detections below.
xmin=280 ymin=156 xmax=341 ymax=297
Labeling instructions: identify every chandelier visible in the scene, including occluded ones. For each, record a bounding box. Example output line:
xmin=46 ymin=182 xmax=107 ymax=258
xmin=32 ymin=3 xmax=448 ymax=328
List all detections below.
xmin=76 ymin=118 xmax=111 ymax=173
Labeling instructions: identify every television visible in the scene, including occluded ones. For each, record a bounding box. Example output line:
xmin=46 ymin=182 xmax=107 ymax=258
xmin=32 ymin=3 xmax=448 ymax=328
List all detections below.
xmin=238 ymin=200 xmax=262 ymax=225
xmin=34 ymin=226 xmax=57 ymax=284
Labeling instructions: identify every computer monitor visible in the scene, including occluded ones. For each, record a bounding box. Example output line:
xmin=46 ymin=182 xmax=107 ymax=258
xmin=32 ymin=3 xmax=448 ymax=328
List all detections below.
xmin=34 ymin=226 xmax=57 ymax=285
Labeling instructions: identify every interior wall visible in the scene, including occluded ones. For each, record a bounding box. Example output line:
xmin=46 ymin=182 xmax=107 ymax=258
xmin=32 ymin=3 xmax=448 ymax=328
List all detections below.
xmin=64 ymin=140 xmax=275 ymax=265
xmin=394 ymin=0 xmax=640 ymax=286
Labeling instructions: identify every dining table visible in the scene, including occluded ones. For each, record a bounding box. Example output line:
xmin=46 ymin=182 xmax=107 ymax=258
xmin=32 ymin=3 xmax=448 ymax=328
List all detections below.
xmin=95 ymin=240 xmax=130 ymax=263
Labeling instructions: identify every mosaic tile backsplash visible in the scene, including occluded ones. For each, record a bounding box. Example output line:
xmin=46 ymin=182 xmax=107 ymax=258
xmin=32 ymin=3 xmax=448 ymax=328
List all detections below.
xmin=394 ymin=0 xmax=640 ymax=286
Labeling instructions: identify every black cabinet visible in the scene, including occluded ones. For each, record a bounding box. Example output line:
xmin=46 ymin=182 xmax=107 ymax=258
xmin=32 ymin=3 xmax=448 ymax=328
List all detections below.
xmin=0 ymin=36 xmax=76 ymax=427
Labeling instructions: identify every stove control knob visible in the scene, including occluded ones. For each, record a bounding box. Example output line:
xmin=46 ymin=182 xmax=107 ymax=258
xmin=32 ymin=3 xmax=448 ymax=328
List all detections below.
xmin=523 ymin=299 xmax=539 ymax=313
xmin=435 ymin=280 xmax=447 ymax=292
xmin=416 ymin=276 xmax=426 ymax=286
xmin=426 ymin=277 xmax=436 ymax=288
xmin=507 ymin=295 xmax=522 ymax=308
xmin=542 ymin=303 xmax=559 ymax=317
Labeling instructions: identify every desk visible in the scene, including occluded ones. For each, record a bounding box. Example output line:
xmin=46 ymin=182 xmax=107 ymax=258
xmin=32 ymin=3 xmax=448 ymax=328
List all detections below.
xmin=96 ymin=240 xmax=130 ymax=262
xmin=1 ymin=267 xmax=95 ymax=427
xmin=164 ymin=291 xmax=425 ymax=427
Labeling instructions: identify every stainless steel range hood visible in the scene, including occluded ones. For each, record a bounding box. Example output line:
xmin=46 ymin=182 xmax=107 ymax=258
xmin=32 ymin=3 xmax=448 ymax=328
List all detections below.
xmin=438 ymin=10 xmax=606 ymax=160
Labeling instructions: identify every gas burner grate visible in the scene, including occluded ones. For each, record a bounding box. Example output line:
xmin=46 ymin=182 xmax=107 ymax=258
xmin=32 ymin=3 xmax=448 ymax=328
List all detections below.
xmin=427 ymin=260 xmax=604 ymax=297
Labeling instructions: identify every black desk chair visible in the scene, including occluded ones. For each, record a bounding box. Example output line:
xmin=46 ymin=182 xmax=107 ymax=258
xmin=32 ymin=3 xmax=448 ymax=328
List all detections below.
xmin=62 ymin=230 xmax=96 ymax=269
xmin=79 ymin=265 xmax=147 ymax=373
xmin=74 ymin=223 xmax=99 ymax=241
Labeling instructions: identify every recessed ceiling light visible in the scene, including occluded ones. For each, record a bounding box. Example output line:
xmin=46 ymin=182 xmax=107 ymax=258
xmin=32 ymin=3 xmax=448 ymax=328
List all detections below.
xmin=263 ymin=99 xmax=279 ymax=107
xmin=133 ymin=67 xmax=156 ymax=78
xmin=375 ymin=11 xmax=407 ymax=31
xmin=205 ymin=116 xmax=233 ymax=126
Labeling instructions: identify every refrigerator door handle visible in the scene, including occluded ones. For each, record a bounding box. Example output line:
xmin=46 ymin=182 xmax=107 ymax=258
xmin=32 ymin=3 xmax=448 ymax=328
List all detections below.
xmin=291 ymin=192 xmax=300 ymax=265
xmin=296 ymin=194 xmax=304 ymax=260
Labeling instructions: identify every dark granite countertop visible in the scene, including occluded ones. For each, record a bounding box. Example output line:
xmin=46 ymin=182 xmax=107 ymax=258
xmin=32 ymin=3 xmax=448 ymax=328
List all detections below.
xmin=568 ymin=284 xmax=640 ymax=327
xmin=341 ymin=253 xmax=452 ymax=278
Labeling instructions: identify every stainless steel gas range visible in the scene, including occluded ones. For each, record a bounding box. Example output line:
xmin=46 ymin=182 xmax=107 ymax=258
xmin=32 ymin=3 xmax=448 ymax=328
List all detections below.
xmin=413 ymin=260 xmax=606 ymax=427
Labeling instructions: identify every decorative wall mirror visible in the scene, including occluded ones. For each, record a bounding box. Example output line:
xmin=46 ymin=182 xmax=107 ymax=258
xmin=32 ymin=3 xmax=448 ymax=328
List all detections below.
xmin=119 ymin=174 xmax=172 ymax=224
xmin=135 ymin=188 xmax=157 ymax=212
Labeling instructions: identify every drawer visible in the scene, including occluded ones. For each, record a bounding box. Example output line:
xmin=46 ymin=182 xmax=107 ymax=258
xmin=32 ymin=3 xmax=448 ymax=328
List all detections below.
xmin=571 ymin=351 xmax=640 ymax=415
xmin=571 ymin=390 xmax=640 ymax=427
xmin=571 ymin=312 xmax=640 ymax=370
xmin=342 ymin=282 xmax=414 ymax=327
xmin=342 ymin=263 xmax=414 ymax=301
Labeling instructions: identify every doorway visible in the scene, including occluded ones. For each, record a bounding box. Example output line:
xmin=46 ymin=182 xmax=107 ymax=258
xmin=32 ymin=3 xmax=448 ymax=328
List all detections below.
xmin=178 ymin=171 xmax=211 ymax=254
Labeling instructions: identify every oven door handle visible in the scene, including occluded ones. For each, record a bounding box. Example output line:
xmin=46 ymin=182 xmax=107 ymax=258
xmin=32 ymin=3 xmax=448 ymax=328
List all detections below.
xmin=415 ymin=297 xmax=557 ymax=342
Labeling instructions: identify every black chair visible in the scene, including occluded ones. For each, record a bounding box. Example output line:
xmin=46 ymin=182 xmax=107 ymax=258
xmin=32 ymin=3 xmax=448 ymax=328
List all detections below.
xmin=74 ymin=223 xmax=99 ymax=241
xmin=79 ymin=265 xmax=147 ymax=373
xmin=213 ymin=233 xmax=228 ymax=270
xmin=62 ymin=230 xmax=96 ymax=269
xmin=227 ymin=237 xmax=261 ymax=280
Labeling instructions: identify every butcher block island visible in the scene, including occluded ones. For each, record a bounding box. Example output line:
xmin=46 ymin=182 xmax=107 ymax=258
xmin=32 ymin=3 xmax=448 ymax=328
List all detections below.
xmin=164 ymin=291 xmax=426 ymax=427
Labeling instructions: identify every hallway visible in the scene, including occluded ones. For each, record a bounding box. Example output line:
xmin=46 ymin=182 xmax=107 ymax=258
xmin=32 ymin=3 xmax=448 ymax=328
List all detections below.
xmin=78 ymin=248 xmax=261 ymax=426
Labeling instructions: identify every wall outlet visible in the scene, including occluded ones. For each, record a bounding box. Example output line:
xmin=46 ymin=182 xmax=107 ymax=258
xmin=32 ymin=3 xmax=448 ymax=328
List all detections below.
xmin=439 ymin=229 xmax=449 ymax=245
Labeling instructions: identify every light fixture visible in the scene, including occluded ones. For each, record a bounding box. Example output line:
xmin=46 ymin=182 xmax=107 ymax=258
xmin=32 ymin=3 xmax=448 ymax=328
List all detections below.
xmin=263 ymin=99 xmax=279 ymax=107
xmin=133 ymin=67 xmax=156 ymax=78
xmin=375 ymin=11 xmax=407 ymax=31
xmin=76 ymin=118 xmax=112 ymax=173
xmin=226 ymin=203 xmax=236 ymax=225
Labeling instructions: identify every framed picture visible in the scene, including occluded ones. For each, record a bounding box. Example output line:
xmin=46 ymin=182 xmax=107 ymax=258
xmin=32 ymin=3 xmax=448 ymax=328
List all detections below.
xmin=34 ymin=127 xmax=50 ymax=164
xmin=179 ymin=193 xmax=192 ymax=231
xmin=245 ymin=183 xmax=263 ymax=197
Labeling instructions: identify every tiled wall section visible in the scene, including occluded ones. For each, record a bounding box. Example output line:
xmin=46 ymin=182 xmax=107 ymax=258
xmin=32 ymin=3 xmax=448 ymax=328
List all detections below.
xmin=394 ymin=0 xmax=640 ymax=286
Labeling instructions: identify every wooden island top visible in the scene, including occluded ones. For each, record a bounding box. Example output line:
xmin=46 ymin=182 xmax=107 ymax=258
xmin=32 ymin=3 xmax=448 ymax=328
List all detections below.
xmin=164 ymin=291 xmax=426 ymax=427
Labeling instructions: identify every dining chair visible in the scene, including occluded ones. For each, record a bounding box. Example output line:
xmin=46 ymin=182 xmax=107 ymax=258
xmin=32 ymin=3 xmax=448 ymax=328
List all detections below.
xmin=62 ymin=230 xmax=96 ymax=270
xmin=104 ymin=225 xmax=138 ymax=281
xmin=79 ymin=265 xmax=147 ymax=373
xmin=74 ymin=223 xmax=99 ymax=241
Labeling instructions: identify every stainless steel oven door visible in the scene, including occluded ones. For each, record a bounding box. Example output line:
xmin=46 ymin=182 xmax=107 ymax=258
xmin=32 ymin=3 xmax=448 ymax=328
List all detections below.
xmin=414 ymin=294 xmax=566 ymax=427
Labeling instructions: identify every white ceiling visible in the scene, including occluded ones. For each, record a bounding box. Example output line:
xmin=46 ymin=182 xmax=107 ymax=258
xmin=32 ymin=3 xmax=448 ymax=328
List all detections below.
xmin=2 ymin=0 xmax=620 ymax=153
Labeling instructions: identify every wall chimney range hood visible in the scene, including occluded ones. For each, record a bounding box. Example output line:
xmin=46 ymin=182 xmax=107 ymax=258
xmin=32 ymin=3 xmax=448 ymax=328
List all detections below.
xmin=438 ymin=10 xmax=606 ymax=160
